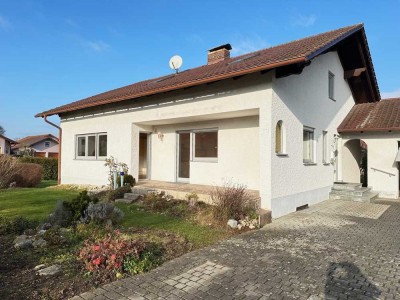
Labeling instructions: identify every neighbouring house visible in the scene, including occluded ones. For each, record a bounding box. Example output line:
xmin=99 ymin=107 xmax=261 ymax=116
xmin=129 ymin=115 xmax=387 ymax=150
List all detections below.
xmin=0 ymin=134 xmax=16 ymax=155
xmin=13 ymin=134 xmax=59 ymax=158
xmin=36 ymin=23 xmax=385 ymax=218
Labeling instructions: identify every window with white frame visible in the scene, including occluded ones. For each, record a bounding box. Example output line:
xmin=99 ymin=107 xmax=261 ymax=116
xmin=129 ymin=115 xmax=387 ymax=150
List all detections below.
xmin=329 ymin=71 xmax=335 ymax=100
xmin=192 ymin=129 xmax=218 ymax=162
xmin=322 ymin=131 xmax=330 ymax=164
xmin=76 ymin=133 xmax=107 ymax=159
xmin=44 ymin=141 xmax=50 ymax=147
xmin=303 ymin=126 xmax=315 ymax=164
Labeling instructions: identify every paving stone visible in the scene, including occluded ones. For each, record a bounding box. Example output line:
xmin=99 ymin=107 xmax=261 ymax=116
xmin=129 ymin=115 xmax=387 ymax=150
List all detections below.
xmin=72 ymin=199 xmax=400 ymax=300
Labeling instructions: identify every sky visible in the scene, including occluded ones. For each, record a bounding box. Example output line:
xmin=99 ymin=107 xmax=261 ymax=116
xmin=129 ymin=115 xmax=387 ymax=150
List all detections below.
xmin=0 ymin=0 xmax=399 ymax=139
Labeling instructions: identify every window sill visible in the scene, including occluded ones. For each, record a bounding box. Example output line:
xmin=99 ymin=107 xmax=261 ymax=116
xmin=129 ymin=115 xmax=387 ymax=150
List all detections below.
xmin=323 ymin=162 xmax=331 ymax=166
xmin=303 ymin=162 xmax=317 ymax=166
xmin=74 ymin=157 xmax=106 ymax=161
xmin=192 ymin=158 xmax=218 ymax=163
xmin=329 ymin=97 xmax=336 ymax=101
xmin=276 ymin=153 xmax=288 ymax=157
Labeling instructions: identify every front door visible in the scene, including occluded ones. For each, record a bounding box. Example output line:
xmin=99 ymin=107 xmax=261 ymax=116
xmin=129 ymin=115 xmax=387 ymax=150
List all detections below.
xmin=177 ymin=132 xmax=190 ymax=182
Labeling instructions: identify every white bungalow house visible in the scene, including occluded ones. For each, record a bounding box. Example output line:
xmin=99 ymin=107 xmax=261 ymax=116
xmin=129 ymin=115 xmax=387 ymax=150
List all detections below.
xmin=36 ymin=24 xmax=382 ymax=218
xmin=13 ymin=134 xmax=59 ymax=158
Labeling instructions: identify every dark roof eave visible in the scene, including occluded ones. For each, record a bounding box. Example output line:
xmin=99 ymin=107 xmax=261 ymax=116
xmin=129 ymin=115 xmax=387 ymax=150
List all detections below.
xmin=35 ymin=56 xmax=307 ymax=118
xmin=338 ymin=128 xmax=400 ymax=133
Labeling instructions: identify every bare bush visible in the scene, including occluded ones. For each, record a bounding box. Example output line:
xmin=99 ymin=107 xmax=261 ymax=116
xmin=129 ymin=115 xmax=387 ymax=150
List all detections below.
xmin=12 ymin=163 xmax=43 ymax=187
xmin=0 ymin=155 xmax=18 ymax=189
xmin=210 ymin=181 xmax=259 ymax=222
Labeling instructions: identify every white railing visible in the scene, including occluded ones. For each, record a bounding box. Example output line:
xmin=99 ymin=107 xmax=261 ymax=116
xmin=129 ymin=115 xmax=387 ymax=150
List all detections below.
xmin=370 ymin=167 xmax=396 ymax=177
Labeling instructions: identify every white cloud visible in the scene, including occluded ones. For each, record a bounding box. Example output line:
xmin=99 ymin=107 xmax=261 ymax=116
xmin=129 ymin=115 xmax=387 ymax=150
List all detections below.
xmin=0 ymin=15 xmax=12 ymax=31
xmin=293 ymin=14 xmax=317 ymax=27
xmin=83 ymin=40 xmax=110 ymax=52
xmin=231 ymin=34 xmax=269 ymax=55
xmin=381 ymin=89 xmax=400 ymax=99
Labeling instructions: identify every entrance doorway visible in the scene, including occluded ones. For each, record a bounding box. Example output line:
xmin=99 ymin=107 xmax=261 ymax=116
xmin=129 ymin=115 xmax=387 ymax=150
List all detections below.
xmin=139 ymin=132 xmax=150 ymax=180
xmin=342 ymin=139 xmax=368 ymax=186
xmin=177 ymin=132 xmax=190 ymax=182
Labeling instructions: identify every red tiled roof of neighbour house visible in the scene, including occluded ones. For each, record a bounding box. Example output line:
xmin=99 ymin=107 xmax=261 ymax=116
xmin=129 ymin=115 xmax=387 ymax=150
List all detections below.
xmin=338 ymin=98 xmax=400 ymax=132
xmin=0 ymin=134 xmax=17 ymax=144
xmin=13 ymin=134 xmax=59 ymax=149
xmin=35 ymin=23 xmax=380 ymax=118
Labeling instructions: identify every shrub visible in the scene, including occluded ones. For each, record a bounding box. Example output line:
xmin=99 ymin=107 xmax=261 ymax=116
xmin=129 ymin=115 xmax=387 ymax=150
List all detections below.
xmin=0 ymin=155 xmax=18 ymax=189
xmin=210 ymin=181 xmax=258 ymax=222
xmin=43 ymin=226 xmax=68 ymax=246
xmin=84 ymin=202 xmax=124 ymax=224
xmin=123 ymin=174 xmax=136 ymax=187
xmin=48 ymin=200 xmax=73 ymax=227
xmin=18 ymin=157 xmax=58 ymax=180
xmin=123 ymin=244 xmax=164 ymax=275
xmin=48 ymin=191 xmax=99 ymax=227
xmin=12 ymin=163 xmax=43 ymax=187
xmin=67 ymin=190 xmax=99 ymax=221
xmin=78 ymin=232 xmax=146 ymax=272
xmin=0 ymin=216 xmax=39 ymax=235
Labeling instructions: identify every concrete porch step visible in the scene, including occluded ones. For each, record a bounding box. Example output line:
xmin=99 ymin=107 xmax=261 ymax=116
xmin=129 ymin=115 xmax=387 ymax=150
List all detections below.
xmin=332 ymin=182 xmax=363 ymax=191
xmin=329 ymin=191 xmax=379 ymax=203
xmin=115 ymin=193 xmax=142 ymax=204
xmin=331 ymin=187 xmax=372 ymax=197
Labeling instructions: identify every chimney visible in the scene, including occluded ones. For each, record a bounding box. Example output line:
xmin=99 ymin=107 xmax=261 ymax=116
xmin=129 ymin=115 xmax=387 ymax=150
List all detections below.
xmin=207 ymin=44 xmax=232 ymax=65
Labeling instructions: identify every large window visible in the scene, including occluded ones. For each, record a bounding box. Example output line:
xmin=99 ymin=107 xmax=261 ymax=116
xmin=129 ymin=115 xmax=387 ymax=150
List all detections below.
xmin=76 ymin=133 xmax=107 ymax=159
xmin=329 ymin=71 xmax=335 ymax=100
xmin=193 ymin=129 xmax=218 ymax=162
xmin=303 ymin=126 xmax=315 ymax=164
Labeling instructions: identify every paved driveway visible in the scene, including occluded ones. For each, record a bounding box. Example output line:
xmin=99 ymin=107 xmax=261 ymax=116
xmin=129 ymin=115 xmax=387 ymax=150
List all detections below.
xmin=73 ymin=199 xmax=400 ymax=300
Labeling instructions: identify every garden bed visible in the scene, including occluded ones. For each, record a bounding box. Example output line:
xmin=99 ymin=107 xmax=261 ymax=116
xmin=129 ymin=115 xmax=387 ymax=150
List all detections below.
xmin=0 ymin=182 xmax=248 ymax=299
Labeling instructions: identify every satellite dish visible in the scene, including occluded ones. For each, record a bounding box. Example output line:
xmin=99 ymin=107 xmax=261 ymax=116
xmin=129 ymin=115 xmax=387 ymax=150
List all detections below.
xmin=169 ymin=55 xmax=183 ymax=73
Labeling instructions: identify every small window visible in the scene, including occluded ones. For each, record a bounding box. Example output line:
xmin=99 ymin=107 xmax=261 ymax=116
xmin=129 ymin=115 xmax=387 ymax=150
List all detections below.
xmin=76 ymin=133 xmax=107 ymax=159
xmin=322 ymin=131 xmax=329 ymax=164
xmin=303 ymin=126 xmax=315 ymax=164
xmin=329 ymin=71 xmax=335 ymax=100
xmin=193 ymin=130 xmax=218 ymax=161
xmin=275 ymin=121 xmax=286 ymax=154
xmin=44 ymin=141 xmax=50 ymax=147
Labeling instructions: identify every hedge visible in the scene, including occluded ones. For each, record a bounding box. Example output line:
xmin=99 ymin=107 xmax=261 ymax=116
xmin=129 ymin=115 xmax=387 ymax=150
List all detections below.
xmin=18 ymin=157 xmax=58 ymax=180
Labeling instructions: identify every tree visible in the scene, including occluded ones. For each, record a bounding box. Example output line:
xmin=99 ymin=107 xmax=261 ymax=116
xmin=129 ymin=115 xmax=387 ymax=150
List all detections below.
xmin=0 ymin=125 xmax=5 ymax=135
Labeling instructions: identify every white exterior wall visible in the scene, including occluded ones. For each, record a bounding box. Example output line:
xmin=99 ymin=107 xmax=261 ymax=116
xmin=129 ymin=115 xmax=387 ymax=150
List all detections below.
xmin=341 ymin=132 xmax=400 ymax=199
xmin=0 ymin=138 xmax=6 ymax=154
xmin=143 ymin=116 xmax=259 ymax=189
xmin=32 ymin=139 xmax=59 ymax=152
xmin=60 ymin=73 xmax=272 ymax=195
xmin=270 ymin=51 xmax=355 ymax=217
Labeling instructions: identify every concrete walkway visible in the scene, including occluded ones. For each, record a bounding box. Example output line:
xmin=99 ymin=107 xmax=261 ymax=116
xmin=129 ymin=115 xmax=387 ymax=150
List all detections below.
xmin=72 ymin=199 xmax=400 ymax=299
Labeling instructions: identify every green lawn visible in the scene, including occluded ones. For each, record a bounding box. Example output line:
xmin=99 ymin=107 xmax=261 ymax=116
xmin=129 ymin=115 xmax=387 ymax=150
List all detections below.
xmin=117 ymin=204 xmax=230 ymax=248
xmin=0 ymin=180 xmax=80 ymax=221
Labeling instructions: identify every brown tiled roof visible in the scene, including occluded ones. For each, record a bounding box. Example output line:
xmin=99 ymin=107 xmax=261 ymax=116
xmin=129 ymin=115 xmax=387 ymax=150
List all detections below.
xmin=36 ymin=23 xmax=378 ymax=117
xmin=0 ymin=134 xmax=17 ymax=144
xmin=13 ymin=134 xmax=59 ymax=149
xmin=338 ymin=98 xmax=400 ymax=132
